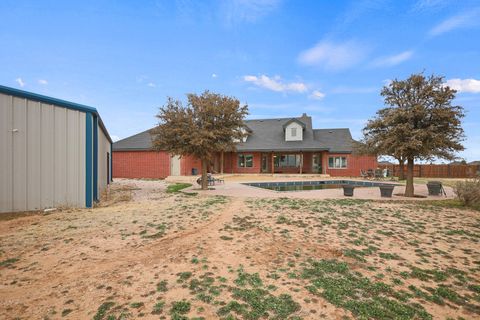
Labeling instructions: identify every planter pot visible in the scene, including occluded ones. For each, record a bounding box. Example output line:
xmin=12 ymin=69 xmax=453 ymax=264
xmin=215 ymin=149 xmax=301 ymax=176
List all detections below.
xmin=427 ymin=181 xmax=442 ymax=196
xmin=379 ymin=185 xmax=395 ymax=198
xmin=342 ymin=185 xmax=355 ymax=197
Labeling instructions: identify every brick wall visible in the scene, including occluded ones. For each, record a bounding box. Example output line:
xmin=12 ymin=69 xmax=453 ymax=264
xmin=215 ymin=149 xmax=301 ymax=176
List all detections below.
xmin=325 ymin=153 xmax=377 ymax=177
xmin=113 ymin=150 xmax=377 ymax=178
xmin=180 ymin=155 xmax=202 ymax=176
xmin=113 ymin=151 xmax=170 ymax=179
xmin=224 ymin=152 xmax=262 ymax=173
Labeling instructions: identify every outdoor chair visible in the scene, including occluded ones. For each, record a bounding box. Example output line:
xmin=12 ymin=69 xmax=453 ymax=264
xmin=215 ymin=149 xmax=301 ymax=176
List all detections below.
xmin=367 ymin=169 xmax=374 ymax=179
xmin=374 ymin=169 xmax=383 ymax=180
xmin=360 ymin=169 xmax=369 ymax=179
xmin=196 ymin=174 xmax=224 ymax=186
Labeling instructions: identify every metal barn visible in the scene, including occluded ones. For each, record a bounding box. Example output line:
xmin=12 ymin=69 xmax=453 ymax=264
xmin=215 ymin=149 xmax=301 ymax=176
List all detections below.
xmin=0 ymin=85 xmax=112 ymax=213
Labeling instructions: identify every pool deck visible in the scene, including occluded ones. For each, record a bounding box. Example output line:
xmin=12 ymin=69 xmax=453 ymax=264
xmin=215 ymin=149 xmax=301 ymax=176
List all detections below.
xmin=172 ymin=175 xmax=455 ymax=200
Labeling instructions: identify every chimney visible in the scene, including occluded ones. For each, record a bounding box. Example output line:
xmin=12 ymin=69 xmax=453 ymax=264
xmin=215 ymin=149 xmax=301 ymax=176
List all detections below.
xmin=301 ymin=113 xmax=307 ymax=118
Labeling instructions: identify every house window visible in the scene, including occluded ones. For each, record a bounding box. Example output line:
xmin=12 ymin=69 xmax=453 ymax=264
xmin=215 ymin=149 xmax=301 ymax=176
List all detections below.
xmin=276 ymin=154 xmax=301 ymax=167
xmin=238 ymin=154 xmax=253 ymax=168
xmin=291 ymin=127 xmax=297 ymax=137
xmin=328 ymin=156 xmax=347 ymax=169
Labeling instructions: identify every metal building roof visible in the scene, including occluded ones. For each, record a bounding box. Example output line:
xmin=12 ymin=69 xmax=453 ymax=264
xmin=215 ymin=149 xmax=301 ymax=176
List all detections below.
xmin=0 ymin=85 xmax=112 ymax=143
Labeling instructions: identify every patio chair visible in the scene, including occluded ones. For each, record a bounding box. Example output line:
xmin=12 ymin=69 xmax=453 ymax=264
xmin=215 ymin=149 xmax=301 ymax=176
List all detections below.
xmin=374 ymin=169 xmax=383 ymax=180
xmin=196 ymin=174 xmax=224 ymax=186
xmin=360 ymin=169 xmax=369 ymax=179
xmin=367 ymin=169 xmax=374 ymax=179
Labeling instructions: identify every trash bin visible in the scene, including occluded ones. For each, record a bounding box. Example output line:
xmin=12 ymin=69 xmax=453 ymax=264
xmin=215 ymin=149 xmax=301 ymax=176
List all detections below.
xmin=379 ymin=185 xmax=395 ymax=197
xmin=342 ymin=185 xmax=355 ymax=197
xmin=191 ymin=168 xmax=198 ymax=176
xmin=427 ymin=181 xmax=442 ymax=196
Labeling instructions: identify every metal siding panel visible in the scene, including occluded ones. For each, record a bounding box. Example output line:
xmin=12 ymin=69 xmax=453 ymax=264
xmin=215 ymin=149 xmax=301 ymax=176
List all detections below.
xmin=27 ymin=101 xmax=42 ymax=210
xmin=12 ymin=97 xmax=27 ymax=211
xmin=97 ymin=128 xmax=109 ymax=194
xmin=66 ymin=109 xmax=79 ymax=206
xmin=78 ymin=112 xmax=86 ymax=207
xmin=0 ymin=93 xmax=13 ymax=212
xmin=54 ymin=106 xmax=67 ymax=206
xmin=41 ymin=104 xmax=55 ymax=208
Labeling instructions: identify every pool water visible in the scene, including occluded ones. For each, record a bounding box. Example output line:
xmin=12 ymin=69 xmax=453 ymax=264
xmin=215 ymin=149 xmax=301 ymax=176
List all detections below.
xmin=243 ymin=180 xmax=397 ymax=192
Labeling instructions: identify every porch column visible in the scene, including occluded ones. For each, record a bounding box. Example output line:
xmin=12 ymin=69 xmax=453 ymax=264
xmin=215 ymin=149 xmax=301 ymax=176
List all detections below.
xmin=220 ymin=151 xmax=224 ymax=174
xmin=299 ymin=152 xmax=303 ymax=174
xmin=271 ymin=152 xmax=274 ymax=174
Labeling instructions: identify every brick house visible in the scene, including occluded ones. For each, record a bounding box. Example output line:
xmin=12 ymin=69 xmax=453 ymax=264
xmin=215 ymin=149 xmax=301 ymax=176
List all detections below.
xmin=112 ymin=113 xmax=377 ymax=178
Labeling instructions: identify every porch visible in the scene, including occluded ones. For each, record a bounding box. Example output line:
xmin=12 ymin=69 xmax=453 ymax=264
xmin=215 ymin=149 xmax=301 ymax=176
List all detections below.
xmin=211 ymin=151 xmax=328 ymax=175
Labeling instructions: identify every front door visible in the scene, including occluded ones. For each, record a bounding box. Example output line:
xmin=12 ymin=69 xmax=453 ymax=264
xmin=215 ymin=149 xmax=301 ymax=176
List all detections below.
xmin=261 ymin=153 xmax=269 ymax=173
xmin=170 ymin=155 xmax=181 ymax=176
xmin=312 ymin=153 xmax=322 ymax=173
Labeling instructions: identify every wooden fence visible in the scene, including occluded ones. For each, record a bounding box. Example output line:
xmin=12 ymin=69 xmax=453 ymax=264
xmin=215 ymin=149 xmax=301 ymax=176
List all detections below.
xmin=378 ymin=164 xmax=480 ymax=178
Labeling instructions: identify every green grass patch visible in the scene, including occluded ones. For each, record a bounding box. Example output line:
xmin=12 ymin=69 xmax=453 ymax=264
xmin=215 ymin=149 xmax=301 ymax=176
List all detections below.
xmin=166 ymin=183 xmax=193 ymax=193
xmin=93 ymin=301 xmax=115 ymax=320
xmin=0 ymin=257 xmax=19 ymax=267
xmin=301 ymin=259 xmax=431 ymax=320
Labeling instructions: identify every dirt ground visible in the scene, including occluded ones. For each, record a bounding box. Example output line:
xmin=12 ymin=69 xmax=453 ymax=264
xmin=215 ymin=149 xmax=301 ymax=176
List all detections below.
xmin=0 ymin=179 xmax=479 ymax=320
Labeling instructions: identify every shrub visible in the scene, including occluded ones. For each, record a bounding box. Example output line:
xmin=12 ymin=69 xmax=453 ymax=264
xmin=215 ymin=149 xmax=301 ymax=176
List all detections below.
xmin=453 ymin=177 xmax=480 ymax=208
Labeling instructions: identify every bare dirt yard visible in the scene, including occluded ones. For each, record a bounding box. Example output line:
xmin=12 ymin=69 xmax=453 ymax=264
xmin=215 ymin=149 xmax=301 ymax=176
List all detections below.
xmin=1 ymin=179 xmax=479 ymax=320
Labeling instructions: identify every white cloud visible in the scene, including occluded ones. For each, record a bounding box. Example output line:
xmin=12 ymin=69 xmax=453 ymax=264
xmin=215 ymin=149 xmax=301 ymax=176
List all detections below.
xmin=243 ymin=74 xmax=307 ymax=93
xmin=371 ymin=50 xmax=414 ymax=67
xmin=38 ymin=79 xmax=48 ymax=85
xmin=221 ymin=0 xmax=282 ymax=25
xmin=15 ymin=78 xmax=25 ymax=87
xmin=309 ymin=90 xmax=326 ymax=100
xmin=412 ymin=0 xmax=449 ymax=12
xmin=444 ymin=78 xmax=480 ymax=93
xmin=298 ymin=40 xmax=368 ymax=71
xmin=147 ymin=82 xmax=156 ymax=87
xmin=429 ymin=8 xmax=480 ymax=36
xmin=212 ymin=73 xmax=218 ymax=78
xmin=110 ymin=135 xmax=120 ymax=142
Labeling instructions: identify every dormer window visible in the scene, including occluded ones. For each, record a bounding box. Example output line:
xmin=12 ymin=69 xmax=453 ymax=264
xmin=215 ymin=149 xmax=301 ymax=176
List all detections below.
xmin=283 ymin=118 xmax=305 ymax=141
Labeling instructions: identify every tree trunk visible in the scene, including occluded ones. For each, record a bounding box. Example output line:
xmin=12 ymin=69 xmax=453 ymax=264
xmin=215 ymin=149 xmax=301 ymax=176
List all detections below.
xmin=398 ymin=160 xmax=405 ymax=180
xmin=201 ymin=158 xmax=208 ymax=190
xmin=404 ymin=157 xmax=415 ymax=197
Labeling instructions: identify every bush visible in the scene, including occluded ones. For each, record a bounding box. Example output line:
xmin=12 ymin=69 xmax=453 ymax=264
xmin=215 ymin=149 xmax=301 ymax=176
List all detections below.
xmin=454 ymin=177 xmax=480 ymax=208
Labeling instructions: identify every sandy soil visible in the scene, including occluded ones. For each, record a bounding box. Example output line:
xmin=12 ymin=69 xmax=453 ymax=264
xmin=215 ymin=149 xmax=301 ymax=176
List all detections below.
xmin=0 ymin=179 xmax=479 ymax=320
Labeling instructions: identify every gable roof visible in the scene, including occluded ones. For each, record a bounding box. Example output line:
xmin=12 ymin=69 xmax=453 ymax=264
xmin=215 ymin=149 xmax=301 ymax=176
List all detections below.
xmin=113 ymin=114 xmax=357 ymax=153
xmin=113 ymin=128 xmax=154 ymax=151
xmin=282 ymin=118 xmax=306 ymax=129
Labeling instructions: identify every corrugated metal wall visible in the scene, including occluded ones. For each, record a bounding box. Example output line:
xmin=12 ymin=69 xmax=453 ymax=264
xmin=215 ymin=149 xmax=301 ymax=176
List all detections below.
xmin=0 ymin=93 xmax=86 ymax=213
xmin=97 ymin=124 xmax=111 ymax=197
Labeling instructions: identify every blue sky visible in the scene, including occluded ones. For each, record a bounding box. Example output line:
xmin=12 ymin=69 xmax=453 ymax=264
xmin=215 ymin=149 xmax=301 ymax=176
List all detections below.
xmin=1 ymin=0 xmax=479 ymax=161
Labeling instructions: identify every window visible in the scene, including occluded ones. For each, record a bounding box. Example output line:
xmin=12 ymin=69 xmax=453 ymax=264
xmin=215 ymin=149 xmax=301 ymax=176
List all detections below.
xmin=328 ymin=156 xmax=347 ymax=169
xmin=238 ymin=154 xmax=253 ymax=168
xmin=276 ymin=154 xmax=301 ymax=167
xmin=291 ymin=127 xmax=297 ymax=137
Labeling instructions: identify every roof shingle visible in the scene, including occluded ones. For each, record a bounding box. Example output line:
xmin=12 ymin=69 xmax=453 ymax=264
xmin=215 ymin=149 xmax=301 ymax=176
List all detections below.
xmin=113 ymin=114 xmax=357 ymax=153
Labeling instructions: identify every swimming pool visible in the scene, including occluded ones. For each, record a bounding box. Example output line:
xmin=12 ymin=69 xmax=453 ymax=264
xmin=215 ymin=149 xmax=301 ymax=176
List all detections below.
xmin=243 ymin=180 xmax=398 ymax=192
